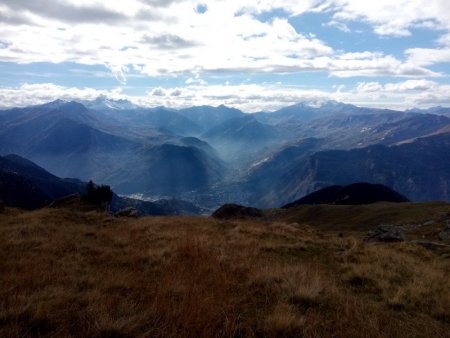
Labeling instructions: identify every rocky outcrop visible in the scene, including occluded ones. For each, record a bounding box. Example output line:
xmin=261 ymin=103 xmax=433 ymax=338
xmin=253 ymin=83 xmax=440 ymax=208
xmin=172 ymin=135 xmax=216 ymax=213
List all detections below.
xmin=115 ymin=207 xmax=140 ymax=218
xmin=212 ymin=204 xmax=263 ymax=219
xmin=49 ymin=194 xmax=82 ymax=208
xmin=438 ymin=223 xmax=450 ymax=241
xmin=364 ymin=225 xmax=406 ymax=243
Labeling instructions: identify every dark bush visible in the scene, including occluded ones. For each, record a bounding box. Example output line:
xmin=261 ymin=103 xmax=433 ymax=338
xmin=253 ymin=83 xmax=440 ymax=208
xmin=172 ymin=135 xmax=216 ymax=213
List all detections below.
xmin=83 ymin=180 xmax=113 ymax=209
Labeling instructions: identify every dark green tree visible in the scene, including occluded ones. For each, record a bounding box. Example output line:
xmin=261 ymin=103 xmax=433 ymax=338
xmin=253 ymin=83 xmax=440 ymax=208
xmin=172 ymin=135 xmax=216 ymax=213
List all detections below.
xmin=87 ymin=180 xmax=95 ymax=199
xmin=84 ymin=180 xmax=113 ymax=209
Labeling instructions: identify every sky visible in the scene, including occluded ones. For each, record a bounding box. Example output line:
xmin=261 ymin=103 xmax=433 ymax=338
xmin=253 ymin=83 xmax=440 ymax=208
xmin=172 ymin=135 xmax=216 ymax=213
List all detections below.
xmin=0 ymin=0 xmax=449 ymax=112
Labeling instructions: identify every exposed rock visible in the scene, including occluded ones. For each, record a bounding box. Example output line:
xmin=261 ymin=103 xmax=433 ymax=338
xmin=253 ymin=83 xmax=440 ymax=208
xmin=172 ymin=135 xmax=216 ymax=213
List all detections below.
xmin=115 ymin=207 xmax=140 ymax=218
xmin=49 ymin=194 xmax=81 ymax=208
xmin=438 ymin=223 xmax=450 ymax=241
xmin=212 ymin=204 xmax=263 ymax=219
xmin=364 ymin=225 xmax=406 ymax=243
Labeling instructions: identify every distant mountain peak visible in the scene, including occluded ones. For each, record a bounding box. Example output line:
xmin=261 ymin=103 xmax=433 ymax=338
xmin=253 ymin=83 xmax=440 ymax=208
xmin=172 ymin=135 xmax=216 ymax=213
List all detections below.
xmin=406 ymin=106 xmax=450 ymax=115
xmin=37 ymin=99 xmax=69 ymax=109
xmin=33 ymin=100 xmax=90 ymax=114
xmin=82 ymin=96 xmax=139 ymax=111
xmin=293 ymin=99 xmax=354 ymax=109
xmin=216 ymin=104 xmax=240 ymax=111
xmin=61 ymin=101 xmax=89 ymax=111
xmin=51 ymin=99 xmax=67 ymax=105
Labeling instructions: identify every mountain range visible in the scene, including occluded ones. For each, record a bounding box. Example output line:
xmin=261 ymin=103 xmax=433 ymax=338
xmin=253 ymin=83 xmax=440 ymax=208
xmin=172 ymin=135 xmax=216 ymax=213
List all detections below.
xmin=0 ymin=153 xmax=202 ymax=215
xmin=2 ymin=98 xmax=450 ymax=211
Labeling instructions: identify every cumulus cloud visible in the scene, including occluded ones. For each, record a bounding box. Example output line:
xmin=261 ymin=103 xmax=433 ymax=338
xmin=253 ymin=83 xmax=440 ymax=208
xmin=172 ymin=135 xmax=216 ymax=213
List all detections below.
xmin=323 ymin=20 xmax=351 ymax=33
xmin=384 ymin=79 xmax=437 ymax=92
xmin=356 ymin=82 xmax=383 ymax=93
xmin=138 ymin=0 xmax=185 ymax=8
xmin=0 ymin=0 xmax=449 ymax=105
xmin=356 ymin=79 xmax=438 ymax=94
xmin=326 ymin=0 xmax=450 ymax=37
xmin=0 ymin=1 xmax=334 ymax=79
xmin=1 ymin=0 xmax=445 ymax=81
xmin=0 ymin=83 xmax=124 ymax=108
xmin=235 ymin=0 xmax=325 ymax=17
xmin=351 ymin=79 xmax=449 ymax=109
xmin=0 ymin=80 xmax=448 ymax=112
xmin=411 ymin=86 xmax=450 ymax=106
xmin=0 ymin=0 xmax=127 ymax=24
xmin=107 ymin=64 xmax=129 ymax=85
xmin=151 ymin=87 xmax=166 ymax=96
xmin=0 ymin=8 xmax=35 ymax=26
xmin=405 ymin=48 xmax=450 ymax=67
xmin=141 ymin=34 xmax=198 ymax=49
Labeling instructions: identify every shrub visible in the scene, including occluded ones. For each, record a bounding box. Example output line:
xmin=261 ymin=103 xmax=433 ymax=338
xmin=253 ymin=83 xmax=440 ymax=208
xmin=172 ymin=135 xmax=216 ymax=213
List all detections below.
xmin=83 ymin=180 xmax=113 ymax=209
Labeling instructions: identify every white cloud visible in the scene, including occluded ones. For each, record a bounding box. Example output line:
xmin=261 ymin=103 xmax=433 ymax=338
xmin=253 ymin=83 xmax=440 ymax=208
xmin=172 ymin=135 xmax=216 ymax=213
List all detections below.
xmin=0 ymin=1 xmax=340 ymax=78
xmin=151 ymin=87 xmax=166 ymax=96
xmin=0 ymin=83 xmax=123 ymax=107
xmin=411 ymin=85 xmax=450 ymax=106
xmin=327 ymin=0 xmax=450 ymax=37
xmin=405 ymin=48 xmax=450 ymax=67
xmin=351 ymin=79 xmax=450 ymax=109
xmin=328 ymin=53 xmax=440 ymax=78
xmin=0 ymin=0 xmax=446 ymax=81
xmin=438 ymin=33 xmax=450 ymax=47
xmin=107 ymin=64 xmax=129 ymax=85
xmin=384 ymin=79 xmax=437 ymax=92
xmin=323 ymin=20 xmax=351 ymax=33
xmin=0 ymin=80 xmax=448 ymax=112
xmin=356 ymin=79 xmax=438 ymax=94
xmin=356 ymin=82 xmax=383 ymax=93
xmin=235 ymin=0 xmax=322 ymax=17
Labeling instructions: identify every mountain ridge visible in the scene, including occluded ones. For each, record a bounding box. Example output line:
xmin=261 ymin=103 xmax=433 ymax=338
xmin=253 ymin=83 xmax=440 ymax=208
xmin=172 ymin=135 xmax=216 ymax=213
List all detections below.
xmin=282 ymin=183 xmax=410 ymax=208
xmin=2 ymin=99 xmax=450 ymax=209
xmin=0 ymin=154 xmax=203 ymax=215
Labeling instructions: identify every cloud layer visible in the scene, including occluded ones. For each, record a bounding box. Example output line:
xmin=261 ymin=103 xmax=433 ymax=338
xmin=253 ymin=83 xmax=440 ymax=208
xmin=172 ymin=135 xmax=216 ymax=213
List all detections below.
xmin=0 ymin=0 xmax=449 ymax=110
xmin=2 ymin=80 xmax=449 ymax=112
xmin=1 ymin=0 xmax=449 ymax=78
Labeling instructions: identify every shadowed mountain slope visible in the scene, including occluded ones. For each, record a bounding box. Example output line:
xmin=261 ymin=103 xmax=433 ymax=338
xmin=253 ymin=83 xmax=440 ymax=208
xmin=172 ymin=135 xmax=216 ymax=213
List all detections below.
xmin=0 ymin=154 xmax=86 ymax=209
xmin=178 ymin=105 xmax=245 ymax=131
xmin=0 ymin=154 xmax=203 ymax=215
xmin=282 ymin=183 xmax=409 ymax=208
xmin=202 ymin=114 xmax=283 ymax=163
xmin=247 ymin=132 xmax=450 ymax=207
xmin=108 ymin=143 xmax=227 ymax=196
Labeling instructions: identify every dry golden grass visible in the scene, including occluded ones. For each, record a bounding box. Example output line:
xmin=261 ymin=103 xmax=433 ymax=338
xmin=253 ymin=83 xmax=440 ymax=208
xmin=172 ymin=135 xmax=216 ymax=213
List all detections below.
xmin=278 ymin=202 xmax=450 ymax=232
xmin=0 ymin=206 xmax=449 ymax=337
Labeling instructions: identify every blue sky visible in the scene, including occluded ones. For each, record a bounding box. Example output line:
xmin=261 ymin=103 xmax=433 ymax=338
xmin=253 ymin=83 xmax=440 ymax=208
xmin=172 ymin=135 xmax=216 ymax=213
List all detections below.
xmin=0 ymin=0 xmax=449 ymax=112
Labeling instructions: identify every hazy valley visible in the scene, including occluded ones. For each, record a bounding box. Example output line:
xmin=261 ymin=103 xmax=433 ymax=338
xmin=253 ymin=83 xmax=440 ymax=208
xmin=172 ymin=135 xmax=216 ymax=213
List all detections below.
xmin=2 ymin=98 xmax=450 ymax=213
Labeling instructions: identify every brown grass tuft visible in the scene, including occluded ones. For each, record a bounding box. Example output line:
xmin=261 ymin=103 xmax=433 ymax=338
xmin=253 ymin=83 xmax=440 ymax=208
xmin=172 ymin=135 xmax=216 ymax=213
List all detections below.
xmin=0 ymin=206 xmax=449 ymax=337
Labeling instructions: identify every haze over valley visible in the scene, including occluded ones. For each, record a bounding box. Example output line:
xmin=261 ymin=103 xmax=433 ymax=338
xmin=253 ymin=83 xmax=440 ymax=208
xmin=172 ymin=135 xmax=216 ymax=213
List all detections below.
xmin=2 ymin=98 xmax=450 ymax=212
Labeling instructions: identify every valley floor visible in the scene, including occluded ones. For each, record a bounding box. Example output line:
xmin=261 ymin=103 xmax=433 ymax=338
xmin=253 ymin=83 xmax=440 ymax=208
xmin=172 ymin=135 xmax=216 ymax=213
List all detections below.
xmin=0 ymin=205 xmax=449 ymax=337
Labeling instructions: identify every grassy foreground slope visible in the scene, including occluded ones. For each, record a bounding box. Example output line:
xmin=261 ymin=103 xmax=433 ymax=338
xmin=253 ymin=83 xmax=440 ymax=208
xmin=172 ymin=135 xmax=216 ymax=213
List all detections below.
xmin=280 ymin=202 xmax=450 ymax=232
xmin=0 ymin=205 xmax=449 ymax=338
